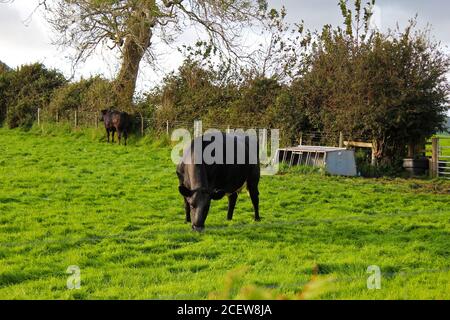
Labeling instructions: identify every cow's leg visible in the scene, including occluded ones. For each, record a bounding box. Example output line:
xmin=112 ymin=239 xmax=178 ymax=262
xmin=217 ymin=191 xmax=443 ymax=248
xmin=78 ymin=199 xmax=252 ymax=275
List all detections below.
xmin=106 ymin=129 xmax=110 ymax=143
xmin=111 ymin=130 xmax=115 ymax=143
xmin=184 ymin=197 xmax=191 ymax=223
xmin=227 ymin=192 xmax=238 ymax=220
xmin=247 ymin=183 xmax=260 ymax=221
xmin=123 ymin=130 xmax=128 ymax=146
xmin=117 ymin=130 xmax=122 ymax=145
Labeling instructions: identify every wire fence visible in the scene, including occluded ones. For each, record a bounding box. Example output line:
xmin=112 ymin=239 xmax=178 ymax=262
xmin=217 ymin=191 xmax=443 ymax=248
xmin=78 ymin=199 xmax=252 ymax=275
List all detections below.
xmin=36 ymin=108 xmax=374 ymax=148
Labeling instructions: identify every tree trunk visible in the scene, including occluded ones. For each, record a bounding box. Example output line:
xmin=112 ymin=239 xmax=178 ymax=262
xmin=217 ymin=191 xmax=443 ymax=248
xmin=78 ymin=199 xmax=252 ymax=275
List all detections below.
xmin=114 ymin=19 xmax=152 ymax=110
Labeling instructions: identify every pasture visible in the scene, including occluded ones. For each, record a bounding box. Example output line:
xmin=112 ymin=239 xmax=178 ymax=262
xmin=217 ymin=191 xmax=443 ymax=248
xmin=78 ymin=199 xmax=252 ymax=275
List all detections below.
xmin=438 ymin=135 xmax=450 ymax=156
xmin=0 ymin=125 xmax=449 ymax=299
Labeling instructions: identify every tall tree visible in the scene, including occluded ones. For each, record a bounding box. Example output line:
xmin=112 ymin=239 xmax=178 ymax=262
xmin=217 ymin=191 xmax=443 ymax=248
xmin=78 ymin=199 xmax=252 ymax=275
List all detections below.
xmin=295 ymin=1 xmax=449 ymax=165
xmin=43 ymin=0 xmax=268 ymax=109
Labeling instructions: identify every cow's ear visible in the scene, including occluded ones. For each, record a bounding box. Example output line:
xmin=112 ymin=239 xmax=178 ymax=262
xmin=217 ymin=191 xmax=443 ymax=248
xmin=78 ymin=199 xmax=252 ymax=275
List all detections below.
xmin=211 ymin=189 xmax=226 ymax=200
xmin=178 ymin=185 xmax=193 ymax=197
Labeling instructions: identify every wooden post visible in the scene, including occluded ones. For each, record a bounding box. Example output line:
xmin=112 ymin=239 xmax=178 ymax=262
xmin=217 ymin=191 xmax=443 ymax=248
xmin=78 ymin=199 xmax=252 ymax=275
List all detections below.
xmin=299 ymin=132 xmax=303 ymax=146
xmin=141 ymin=115 xmax=144 ymax=136
xmin=56 ymin=111 xmax=59 ymax=123
xmin=74 ymin=110 xmax=78 ymax=127
xmin=407 ymin=143 xmax=414 ymax=158
xmin=431 ymin=137 xmax=439 ymax=178
xmin=95 ymin=112 xmax=99 ymax=128
xmin=339 ymin=131 xmax=344 ymax=148
xmin=37 ymin=108 xmax=40 ymax=126
xmin=166 ymin=120 xmax=169 ymax=136
xmin=371 ymin=140 xmax=377 ymax=166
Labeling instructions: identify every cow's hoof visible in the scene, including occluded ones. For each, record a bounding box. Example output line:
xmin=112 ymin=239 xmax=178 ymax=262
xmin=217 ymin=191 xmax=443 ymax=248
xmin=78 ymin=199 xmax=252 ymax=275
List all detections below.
xmin=254 ymin=217 xmax=261 ymax=222
xmin=192 ymin=225 xmax=204 ymax=232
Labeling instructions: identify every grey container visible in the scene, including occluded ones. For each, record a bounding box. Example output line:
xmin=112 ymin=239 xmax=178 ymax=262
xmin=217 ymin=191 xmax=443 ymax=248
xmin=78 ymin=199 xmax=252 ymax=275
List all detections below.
xmin=276 ymin=146 xmax=357 ymax=176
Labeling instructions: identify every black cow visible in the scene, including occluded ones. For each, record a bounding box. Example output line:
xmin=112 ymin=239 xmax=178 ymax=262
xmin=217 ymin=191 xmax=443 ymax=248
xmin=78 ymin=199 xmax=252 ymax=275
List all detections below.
xmin=100 ymin=109 xmax=114 ymax=142
xmin=100 ymin=109 xmax=131 ymax=145
xmin=176 ymin=132 xmax=261 ymax=231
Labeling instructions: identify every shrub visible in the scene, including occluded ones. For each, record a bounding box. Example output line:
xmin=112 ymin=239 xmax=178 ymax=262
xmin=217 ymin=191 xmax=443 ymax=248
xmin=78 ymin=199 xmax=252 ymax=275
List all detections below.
xmin=0 ymin=71 xmax=13 ymax=124
xmin=48 ymin=76 xmax=115 ymax=120
xmin=3 ymin=63 xmax=66 ymax=128
xmin=6 ymin=99 xmax=36 ymax=129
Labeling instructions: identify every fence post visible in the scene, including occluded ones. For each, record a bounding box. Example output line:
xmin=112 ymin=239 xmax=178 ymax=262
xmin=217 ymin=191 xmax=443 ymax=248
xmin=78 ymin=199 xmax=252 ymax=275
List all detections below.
xmin=371 ymin=140 xmax=377 ymax=166
xmin=141 ymin=115 xmax=144 ymax=136
xmin=299 ymin=132 xmax=303 ymax=146
xmin=431 ymin=137 xmax=439 ymax=178
xmin=339 ymin=131 xmax=344 ymax=148
xmin=95 ymin=112 xmax=99 ymax=128
xmin=37 ymin=108 xmax=40 ymax=126
xmin=74 ymin=110 xmax=78 ymax=127
xmin=166 ymin=120 xmax=169 ymax=136
xmin=56 ymin=111 xmax=59 ymax=123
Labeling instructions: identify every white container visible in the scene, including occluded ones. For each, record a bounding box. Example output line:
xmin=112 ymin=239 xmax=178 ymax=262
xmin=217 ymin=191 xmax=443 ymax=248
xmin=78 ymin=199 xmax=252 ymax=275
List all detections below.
xmin=276 ymin=146 xmax=357 ymax=176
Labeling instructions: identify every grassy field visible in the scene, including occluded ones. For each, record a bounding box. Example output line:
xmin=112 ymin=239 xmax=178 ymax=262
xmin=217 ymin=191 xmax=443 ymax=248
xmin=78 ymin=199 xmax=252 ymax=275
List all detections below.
xmin=0 ymin=125 xmax=449 ymax=300
xmin=438 ymin=135 xmax=450 ymax=157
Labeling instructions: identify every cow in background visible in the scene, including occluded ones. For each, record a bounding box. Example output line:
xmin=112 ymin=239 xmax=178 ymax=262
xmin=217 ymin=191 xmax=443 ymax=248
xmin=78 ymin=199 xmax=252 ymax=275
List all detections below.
xmin=100 ymin=109 xmax=115 ymax=143
xmin=100 ymin=109 xmax=131 ymax=145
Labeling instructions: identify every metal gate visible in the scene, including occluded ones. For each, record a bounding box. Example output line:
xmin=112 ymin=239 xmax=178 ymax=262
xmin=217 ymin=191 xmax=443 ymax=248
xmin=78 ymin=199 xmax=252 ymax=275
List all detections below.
xmin=438 ymin=137 xmax=450 ymax=178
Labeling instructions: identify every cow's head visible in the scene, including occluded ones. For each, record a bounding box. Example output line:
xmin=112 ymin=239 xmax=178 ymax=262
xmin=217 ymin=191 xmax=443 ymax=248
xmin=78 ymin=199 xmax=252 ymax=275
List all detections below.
xmin=100 ymin=109 xmax=109 ymax=121
xmin=178 ymin=186 xmax=225 ymax=231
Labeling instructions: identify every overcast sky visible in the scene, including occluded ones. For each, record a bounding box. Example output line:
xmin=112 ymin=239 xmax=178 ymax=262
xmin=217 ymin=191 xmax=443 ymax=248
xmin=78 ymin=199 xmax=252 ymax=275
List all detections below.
xmin=1 ymin=0 xmax=449 ymax=93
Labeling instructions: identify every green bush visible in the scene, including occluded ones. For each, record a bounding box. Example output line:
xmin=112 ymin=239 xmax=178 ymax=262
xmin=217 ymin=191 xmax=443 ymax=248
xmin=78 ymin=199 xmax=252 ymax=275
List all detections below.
xmin=0 ymin=69 xmax=13 ymax=123
xmin=48 ymin=76 xmax=115 ymax=120
xmin=6 ymin=99 xmax=36 ymax=129
xmin=2 ymin=63 xmax=66 ymax=128
xmin=355 ymin=149 xmax=404 ymax=177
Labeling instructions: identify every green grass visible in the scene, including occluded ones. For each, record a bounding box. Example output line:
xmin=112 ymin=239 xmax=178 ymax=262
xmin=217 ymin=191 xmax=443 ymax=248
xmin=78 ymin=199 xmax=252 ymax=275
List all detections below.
xmin=438 ymin=135 xmax=450 ymax=157
xmin=0 ymin=124 xmax=449 ymax=300
xmin=427 ymin=135 xmax=450 ymax=157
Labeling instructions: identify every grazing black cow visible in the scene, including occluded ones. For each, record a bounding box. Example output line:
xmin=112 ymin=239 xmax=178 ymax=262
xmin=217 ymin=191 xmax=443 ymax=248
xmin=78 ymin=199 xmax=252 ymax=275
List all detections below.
xmin=176 ymin=132 xmax=261 ymax=231
xmin=100 ymin=109 xmax=131 ymax=145
xmin=100 ymin=109 xmax=115 ymax=143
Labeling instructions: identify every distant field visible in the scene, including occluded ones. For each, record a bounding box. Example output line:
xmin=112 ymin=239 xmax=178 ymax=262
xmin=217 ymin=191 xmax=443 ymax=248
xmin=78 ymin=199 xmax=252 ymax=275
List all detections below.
xmin=439 ymin=135 xmax=450 ymax=157
xmin=426 ymin=135 xmax=450 ymax=157
xmin=0 ymin=125 xmax=449 ymax=299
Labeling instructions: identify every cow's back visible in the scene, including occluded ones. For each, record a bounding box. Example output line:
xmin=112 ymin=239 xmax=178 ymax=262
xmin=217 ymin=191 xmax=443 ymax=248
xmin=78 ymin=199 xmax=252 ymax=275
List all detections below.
xmin=178 ymin=132 xmax=259 ymax=193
